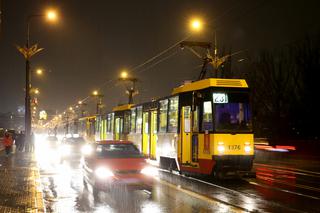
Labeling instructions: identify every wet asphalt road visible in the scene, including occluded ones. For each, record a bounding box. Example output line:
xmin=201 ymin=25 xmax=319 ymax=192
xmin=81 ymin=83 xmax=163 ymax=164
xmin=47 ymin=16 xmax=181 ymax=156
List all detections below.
xmin=39 ymin=158 xmax=239 ymax=213
xmin=35 ymin=142 xmax=320 ymax=213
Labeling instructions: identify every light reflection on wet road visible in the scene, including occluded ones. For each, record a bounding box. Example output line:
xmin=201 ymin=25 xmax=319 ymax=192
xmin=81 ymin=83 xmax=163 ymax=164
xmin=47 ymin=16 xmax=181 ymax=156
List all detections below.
xmin=35 ymin=138 xmax=320 ymax=213
xmin=39 ymin=159 xmax=240 ymax=213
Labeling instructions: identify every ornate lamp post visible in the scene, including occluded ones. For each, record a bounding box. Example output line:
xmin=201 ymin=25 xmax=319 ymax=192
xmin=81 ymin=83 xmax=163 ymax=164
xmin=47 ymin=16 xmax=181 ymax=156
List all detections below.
xmin=16 ymin=10 xmax=58 ymax=144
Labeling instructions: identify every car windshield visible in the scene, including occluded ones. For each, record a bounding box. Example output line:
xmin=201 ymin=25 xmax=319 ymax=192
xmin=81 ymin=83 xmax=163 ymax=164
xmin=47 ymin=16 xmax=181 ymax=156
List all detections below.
xmin=213 ymin=92 xmax=252 ymax=132
xmin=95 ymin=143 xmax=143 ymax=158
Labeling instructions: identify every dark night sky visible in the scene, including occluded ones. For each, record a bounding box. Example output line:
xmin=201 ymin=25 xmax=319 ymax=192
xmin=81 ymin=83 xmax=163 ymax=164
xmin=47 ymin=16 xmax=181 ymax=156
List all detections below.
xmin=0 ymin=0 xmax=319 ymax=114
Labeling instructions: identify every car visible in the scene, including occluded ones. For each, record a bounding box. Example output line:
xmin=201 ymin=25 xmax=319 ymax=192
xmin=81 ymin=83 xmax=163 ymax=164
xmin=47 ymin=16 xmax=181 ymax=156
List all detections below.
xmin=46 ymin=135 xmax=59 ymax=149
xmin=60 ymin=136 xmax=87 ymax=161
xmin=82 ymin=140 xmax=154 ymax=196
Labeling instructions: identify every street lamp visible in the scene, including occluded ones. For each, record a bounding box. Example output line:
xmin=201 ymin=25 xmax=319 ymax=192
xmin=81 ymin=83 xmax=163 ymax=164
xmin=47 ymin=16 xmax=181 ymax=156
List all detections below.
xmin=92 ymin=91 xmax=104 ymax=114
xmin=190 ymin=18 xmax=203 ymax=32
xmin=46 ymin=9 xmax=58 ymax=22
xmin=36 ymin=68 xmax=43 ymax=75
xmin=120 ymin=70 xmax=128 ymax=79
xmin=34 ymin=88 xmax=40 ymax=95
xmin=118 ymin=71 xmax=138 ymax=104
xmin=16 ymin=9 xmax=58 ymax=143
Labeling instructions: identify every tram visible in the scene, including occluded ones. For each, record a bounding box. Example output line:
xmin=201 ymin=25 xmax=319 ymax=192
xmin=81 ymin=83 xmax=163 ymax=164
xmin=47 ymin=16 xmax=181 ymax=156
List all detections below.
xmin=94 ymin=78 xmax=254 ymax=177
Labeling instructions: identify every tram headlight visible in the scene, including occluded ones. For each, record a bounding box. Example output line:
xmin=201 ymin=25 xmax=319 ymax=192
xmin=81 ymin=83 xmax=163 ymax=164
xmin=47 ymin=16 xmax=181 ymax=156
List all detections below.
xmin=217 ymin=142 xmax=225 ymax=154
xmin=95 ymin=167 xmax=114 ymax=179
xmin=244 ymin=142 xmax=251 ymax=153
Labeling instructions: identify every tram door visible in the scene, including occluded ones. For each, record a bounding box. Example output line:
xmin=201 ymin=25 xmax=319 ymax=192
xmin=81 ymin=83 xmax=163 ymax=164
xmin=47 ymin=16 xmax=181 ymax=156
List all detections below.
xmin=142 ymin=112 xmax=150 ymax=156
xmin=150 ymin=111 xmax=157 ymax=159
xmin=115 ymin=117 xmax=123 ymax=140
xmin=181 ymin=106 xmax=192 ymax=164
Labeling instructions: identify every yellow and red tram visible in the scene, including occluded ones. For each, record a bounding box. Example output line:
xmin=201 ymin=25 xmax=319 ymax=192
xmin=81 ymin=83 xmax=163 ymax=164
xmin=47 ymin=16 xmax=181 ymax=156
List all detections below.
xmin=95 ymin=78 xmax=254 ymax=177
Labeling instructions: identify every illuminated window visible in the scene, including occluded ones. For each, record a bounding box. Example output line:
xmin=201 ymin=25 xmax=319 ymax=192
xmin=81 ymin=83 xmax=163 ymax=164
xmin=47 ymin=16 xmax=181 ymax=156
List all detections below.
xmin=124 ymin=111 xmax=130 ymax=133
xmin=107 ymin=113 xmax=114 ymax=133
xmin=136 ymin=106 xmax=142 ymax=133
xmin=184 ymin=106 xmax=191 ymax=133
xmin=168 ymin=96 xmax=179 ymax=133
xmin=193 ymin=106 xmax=199 ymax=132
xmin=202 ymin=101 xmax=213 ymax=131
xmin=130 ymin=108 xmax=136 ymax=133
xmin=143 ymin=112 xmax=149 ymax=134
xmin=159 ymin=99 xmax=168 ymax=133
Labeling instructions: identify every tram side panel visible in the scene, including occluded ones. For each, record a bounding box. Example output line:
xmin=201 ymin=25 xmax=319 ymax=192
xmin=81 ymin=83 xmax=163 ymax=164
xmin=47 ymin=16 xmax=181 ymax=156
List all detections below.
xmin=157 ymin=132 xmax=179 ymax=170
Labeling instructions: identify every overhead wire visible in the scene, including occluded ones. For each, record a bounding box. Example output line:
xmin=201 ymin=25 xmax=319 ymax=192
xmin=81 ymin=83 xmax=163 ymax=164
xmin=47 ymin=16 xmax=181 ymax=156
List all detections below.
xmin=57 ymin=0 xmax=270 ymax=118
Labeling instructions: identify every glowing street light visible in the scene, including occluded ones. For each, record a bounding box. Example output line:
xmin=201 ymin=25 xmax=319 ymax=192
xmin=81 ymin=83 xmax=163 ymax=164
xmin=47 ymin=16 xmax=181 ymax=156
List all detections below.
xmin=69 ymin=107 xmax=73 ymax=111
xmin=34 ymin=88 xmax=40 ymax=94
xmin=120 ymin=70 xmax=128 ymax=79
xmin=190 ymin=18 xmax=203 ymax=32
xmin=78 ymin=101 xmax=82 ymax=105
xmin=92 ymin=90 xmax=99 ymax=96
xmin=36 ymin=68 xmax=43 ymax=75
xmin=46 ymin=9 xmax=58 ymax=22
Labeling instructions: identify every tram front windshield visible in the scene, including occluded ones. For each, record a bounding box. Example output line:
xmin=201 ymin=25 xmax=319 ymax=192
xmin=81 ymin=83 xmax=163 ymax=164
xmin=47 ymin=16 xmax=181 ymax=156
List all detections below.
xmin=213 ymin=92 xmax=252 ymax=132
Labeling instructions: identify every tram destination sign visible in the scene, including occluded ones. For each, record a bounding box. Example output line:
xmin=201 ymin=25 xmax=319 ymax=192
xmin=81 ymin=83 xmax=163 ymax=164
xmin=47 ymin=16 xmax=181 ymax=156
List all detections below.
xmin=213 ymin=93 xmax=228 ymax=104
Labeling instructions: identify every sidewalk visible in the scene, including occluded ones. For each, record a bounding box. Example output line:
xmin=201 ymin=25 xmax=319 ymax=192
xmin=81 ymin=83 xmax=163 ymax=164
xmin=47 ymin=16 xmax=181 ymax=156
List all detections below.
xmin=0 ymin=147 xmax=45 ymax=212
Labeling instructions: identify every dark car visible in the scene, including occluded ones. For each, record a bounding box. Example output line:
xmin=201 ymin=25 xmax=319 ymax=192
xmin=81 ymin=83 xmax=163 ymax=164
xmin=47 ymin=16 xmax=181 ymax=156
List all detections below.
xmin=82 ymin=141 xmax=154 ymax=197
xmin=60 ymin=136 xmax=87 ymax=161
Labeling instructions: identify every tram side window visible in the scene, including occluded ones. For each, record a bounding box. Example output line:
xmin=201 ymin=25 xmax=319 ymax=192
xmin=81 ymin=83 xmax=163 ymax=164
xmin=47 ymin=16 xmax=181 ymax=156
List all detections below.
xmin=193 ymin=106 xmax=199 ymax=132
xmin=130 ymin=108 xmax=136 ymax=133
xmin=124 ymin=112 xmax=130 ymax=133
xmin=107 ymin=113 xmax=114 ymax=133
xmin=202 ymin=101 xmax=213 ymax=131
xmin=184 ymin=106 xmax=191 ymax=133
xmin=110 ymin=114 xmax=114 ymax=133
xmin=136 ymin=106 xmax=143 ymax=134
xmin=168 ymin=96 xmax=179 ymax=133
xmin=159 ymin=99 xmax=168 ymax=133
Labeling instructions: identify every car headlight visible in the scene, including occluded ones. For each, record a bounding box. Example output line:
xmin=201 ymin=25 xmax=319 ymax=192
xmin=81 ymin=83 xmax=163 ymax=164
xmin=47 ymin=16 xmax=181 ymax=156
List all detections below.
xmin=217 ymin=142 xmax=225 ymax=154
xmin=141 ymin=166 xmax=158 ymax=176
xmin=81 ymin=144 xmax=93 ymax=155
xmin=244 ymin=142 xmax=251 ymax=153
xmin=95 ymin=167 xmax=114 ymax=179
xmin=60 ymin=145 xmax=71 ymax=156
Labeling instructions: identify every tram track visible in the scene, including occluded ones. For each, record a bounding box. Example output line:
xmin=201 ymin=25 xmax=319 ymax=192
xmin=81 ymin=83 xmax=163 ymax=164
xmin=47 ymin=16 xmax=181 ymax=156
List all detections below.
xmin=158 ymin=169 xmax=308 ymax=213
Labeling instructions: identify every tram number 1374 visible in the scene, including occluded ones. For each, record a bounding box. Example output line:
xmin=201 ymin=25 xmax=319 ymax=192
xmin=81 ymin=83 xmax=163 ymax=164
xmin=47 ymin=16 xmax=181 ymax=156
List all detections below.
xmin=228 ymin=145 xmax=241 ymax=150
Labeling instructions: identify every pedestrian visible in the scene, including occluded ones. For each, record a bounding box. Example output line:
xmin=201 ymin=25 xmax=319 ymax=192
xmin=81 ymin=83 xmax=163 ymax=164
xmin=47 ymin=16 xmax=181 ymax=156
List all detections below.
xmin=19 ymin=133 xmax=25 ymax=152
xmin=15 ymin=133 xmax=21 ymax=151
xmin=29 ymin=132 xmax=35 ymax=152
xmin=2 ymin=132 xmax=13 ymax=157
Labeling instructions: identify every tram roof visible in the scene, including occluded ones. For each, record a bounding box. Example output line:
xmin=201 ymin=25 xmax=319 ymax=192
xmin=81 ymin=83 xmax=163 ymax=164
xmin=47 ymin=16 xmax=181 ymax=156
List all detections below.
xmin=172 ymin=78 xmax=248 ymax=95
xmin=112 ymin=104 xmax=134 ymax=112
xmin=78 ymin=115 xmax=96 ymax=121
